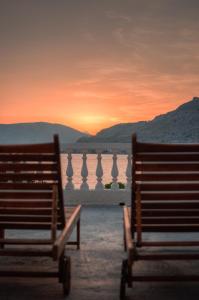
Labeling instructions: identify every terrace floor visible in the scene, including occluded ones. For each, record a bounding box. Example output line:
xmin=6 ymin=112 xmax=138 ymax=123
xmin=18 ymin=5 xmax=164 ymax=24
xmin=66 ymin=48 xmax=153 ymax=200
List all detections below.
xmin=1 ymin=206 xmax=199 ymax=300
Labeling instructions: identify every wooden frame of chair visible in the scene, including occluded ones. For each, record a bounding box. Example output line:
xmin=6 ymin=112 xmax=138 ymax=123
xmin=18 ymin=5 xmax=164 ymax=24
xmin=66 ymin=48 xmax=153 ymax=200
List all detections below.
xmin=120 ymin=134 xmax=199 ymax=299
xmin=0 ymin=135 xmax=81 ymax=296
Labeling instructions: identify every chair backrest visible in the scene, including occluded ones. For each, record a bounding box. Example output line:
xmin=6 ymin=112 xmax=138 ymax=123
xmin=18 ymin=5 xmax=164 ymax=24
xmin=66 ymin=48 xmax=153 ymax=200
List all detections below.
xmin=0 ymin=135 xmax=65 ymax=232
xmin=131 ymin=134 xmax=199 ymax=244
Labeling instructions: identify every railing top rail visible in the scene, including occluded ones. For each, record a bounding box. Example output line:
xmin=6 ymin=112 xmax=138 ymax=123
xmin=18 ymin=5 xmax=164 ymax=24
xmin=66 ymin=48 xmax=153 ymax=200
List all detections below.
xmin=62 ymin=143 xmax=131 ymax=152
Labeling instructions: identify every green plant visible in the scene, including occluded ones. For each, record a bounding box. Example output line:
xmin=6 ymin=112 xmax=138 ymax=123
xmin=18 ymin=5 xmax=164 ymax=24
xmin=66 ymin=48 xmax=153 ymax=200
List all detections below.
xmin=104 ymin=182 xmax=125 ymax=189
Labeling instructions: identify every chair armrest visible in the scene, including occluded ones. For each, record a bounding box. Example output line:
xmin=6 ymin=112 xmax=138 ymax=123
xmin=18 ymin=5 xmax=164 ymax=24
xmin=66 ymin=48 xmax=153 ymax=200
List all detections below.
xmin=52 ymin=205 xmax=81 ymax=260
xmin=123 ymin=206 xmax=135 ymax=264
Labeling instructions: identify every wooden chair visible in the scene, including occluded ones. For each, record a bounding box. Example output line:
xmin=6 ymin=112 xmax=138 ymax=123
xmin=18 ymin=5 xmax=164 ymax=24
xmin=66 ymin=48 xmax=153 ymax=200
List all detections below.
xmin=121 ymin=133 xmax=199 ymax=299
xmin=0 ymin=135 xmax=81 ymax=295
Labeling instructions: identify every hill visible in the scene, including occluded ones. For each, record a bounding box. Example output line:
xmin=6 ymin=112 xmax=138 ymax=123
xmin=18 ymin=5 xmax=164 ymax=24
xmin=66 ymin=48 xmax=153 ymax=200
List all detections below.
xmin=78 ymin=97 xmax=199 ymax=143
xmin=0 ymin=122 xmax=89 ymax=147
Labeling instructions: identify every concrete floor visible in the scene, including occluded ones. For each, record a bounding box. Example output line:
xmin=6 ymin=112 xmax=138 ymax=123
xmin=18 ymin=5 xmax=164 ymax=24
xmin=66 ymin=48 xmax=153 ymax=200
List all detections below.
xmin=1 ymin=206 xmax=199 ymax=300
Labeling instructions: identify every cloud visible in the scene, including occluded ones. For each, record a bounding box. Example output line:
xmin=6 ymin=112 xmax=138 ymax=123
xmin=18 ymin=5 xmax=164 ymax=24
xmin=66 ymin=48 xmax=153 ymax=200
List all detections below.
xmin=105 ymin=11 xmax=132 ymax=23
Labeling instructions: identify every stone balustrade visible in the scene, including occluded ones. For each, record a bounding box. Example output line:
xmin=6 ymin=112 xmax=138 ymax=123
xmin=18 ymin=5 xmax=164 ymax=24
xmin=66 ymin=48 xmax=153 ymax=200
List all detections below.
xmin=63 ymin=143 xmax=131 ymax=191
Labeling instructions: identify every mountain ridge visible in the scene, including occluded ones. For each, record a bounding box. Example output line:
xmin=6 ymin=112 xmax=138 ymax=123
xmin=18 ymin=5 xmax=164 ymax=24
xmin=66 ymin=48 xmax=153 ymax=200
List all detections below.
xmin=77 ymin=97 xmax=199 ymax=143
xmin=0 ymin=122 xmax=89 ymax=146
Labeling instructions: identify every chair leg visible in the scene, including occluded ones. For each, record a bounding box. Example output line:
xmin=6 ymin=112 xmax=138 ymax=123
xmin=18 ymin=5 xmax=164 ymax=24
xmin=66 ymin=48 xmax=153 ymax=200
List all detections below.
xmin=59 ymin=251 xmax=71 ymax=296
xmin=77 ymin=219 xmax=80 ymax=250
xmin=120 ymin=259 xmax=128 ymax=300
xmin=58 ymin=252 xmax=65 ymax=283
xmin=0 ymin=229 xmax=4 ymax=249
xmin=123 ymin=224 xmax=127 ymax=251
xmin=62 ymin=256 xmax=71 ymax=296
xmin=127 ymin=262 xmax=133 ymax=287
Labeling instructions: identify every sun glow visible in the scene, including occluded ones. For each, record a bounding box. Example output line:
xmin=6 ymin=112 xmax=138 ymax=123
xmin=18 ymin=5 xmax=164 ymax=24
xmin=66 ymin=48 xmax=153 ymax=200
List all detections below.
xmin=80 ymin=115 xmax=106 ymax=124
xmin=68 ymin=114 xmax=120 ymax=134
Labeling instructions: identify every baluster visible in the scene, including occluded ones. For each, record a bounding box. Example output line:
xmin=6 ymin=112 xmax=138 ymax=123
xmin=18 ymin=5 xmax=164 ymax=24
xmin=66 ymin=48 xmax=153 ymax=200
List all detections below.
xmin=95 ymin=151 xmax=104 ymax=190
xmin=111 ymin=152 xmax=119 ymax=190
xmin=80 ymin=152 xmax=89 ymax=190
xmin=125 ymin=152 xmax=132 ymax=190
xmin=65 ymin=151 xmax=74 ymax=190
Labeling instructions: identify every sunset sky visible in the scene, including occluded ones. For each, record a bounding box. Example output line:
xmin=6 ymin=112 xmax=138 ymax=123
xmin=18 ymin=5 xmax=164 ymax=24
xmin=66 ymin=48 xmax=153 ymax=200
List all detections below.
xmin=1 ymin=0 xmax=199 ymax=134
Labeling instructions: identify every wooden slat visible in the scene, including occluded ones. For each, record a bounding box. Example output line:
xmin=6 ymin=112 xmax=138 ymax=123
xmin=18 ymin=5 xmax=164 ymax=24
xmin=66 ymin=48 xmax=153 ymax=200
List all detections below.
xmin=136 ymin=163 xmax=199 ymax=172
xmin=0 ymin=200 xmax=52 ymax=208
xmin=141 ymin=202 xmax=199 ymax=210
xmin=128 ymin=207 xmax=199 ymax=217
xmin=138 ymin=224 xmax=199 ymax=232
xmin=0 ymin=215 xmax=62 ymax=222
xmin=0 ymin=182 xmax=54 ymax=190
xmin=138 ymin=183 xmax=199 ymax=191
xmin=0 ymin=206 xmax=75 ymax=229
xmin=136 ymin=153 xmax=199 ymax=162
xmin=137 ymin=142 xmax=199 ymax=152
xmin=141 ymin=217 xmax=199 ymax=224
xmin=133 ymin=275 xmax=199 ymax=281
xmin=0 ymin=208 xmax=53 ymax=215
xmin=142 ymin=241 xmax=199 ymax=247
xmin=135 ymin=172 xmax=199 ymax=181
xmin=0 ymin=238 xmax=52 ymax=245
xmin=137 ymin=253 xmax=199 ymax=260
xmin=0 ymin=221 xmax=61 ymax=230
xmin=0 ymin=249 xmax=52 ymax=257
xmin=142 ymin=209 xmax=199 ymax=217
xmin=0 ymin=173 xmax=58 ymax=181
xmin=0 ymin=206 xmax=78 ymax=230
xmin=0 ymin=270 xmax=58 ymax=277
xmin=0 ymin=222 xmax=53 ymax=229
xmin=141 ymin=192 xmax=199 ymax=201
xmin=0 ymin=154 xmax=56 ymax=162
xmin=0 ymin=143 xmax=55 ymax=153
xmin=0 ymin=163 xmax=57 ymax=172
xmin=0 ymin=191 xmax=53 ymax=199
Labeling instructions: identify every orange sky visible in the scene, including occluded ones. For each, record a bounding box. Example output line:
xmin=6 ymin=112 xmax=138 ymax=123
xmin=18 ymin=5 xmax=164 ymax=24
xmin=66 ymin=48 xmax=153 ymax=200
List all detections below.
xmin=1 ymin=1 xmax=199 ymax=134
xmin=1 ymin=76 xmax=196 ymax=134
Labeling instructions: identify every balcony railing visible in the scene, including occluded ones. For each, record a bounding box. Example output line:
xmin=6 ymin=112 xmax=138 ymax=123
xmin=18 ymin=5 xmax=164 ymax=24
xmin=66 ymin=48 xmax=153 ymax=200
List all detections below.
xmin=63 ymin=143 xmax=131 ymax=191
xmin=62 ymin=143 xmax=131 ymax=205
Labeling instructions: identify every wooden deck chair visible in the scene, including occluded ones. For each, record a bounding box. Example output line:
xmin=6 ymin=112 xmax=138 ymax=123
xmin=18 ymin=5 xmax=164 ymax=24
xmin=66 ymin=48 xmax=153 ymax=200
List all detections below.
xmin=0 ymin=135 xmax=81 ymax=295
xmin=120 ymin=133 xmax=199 ymax=299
